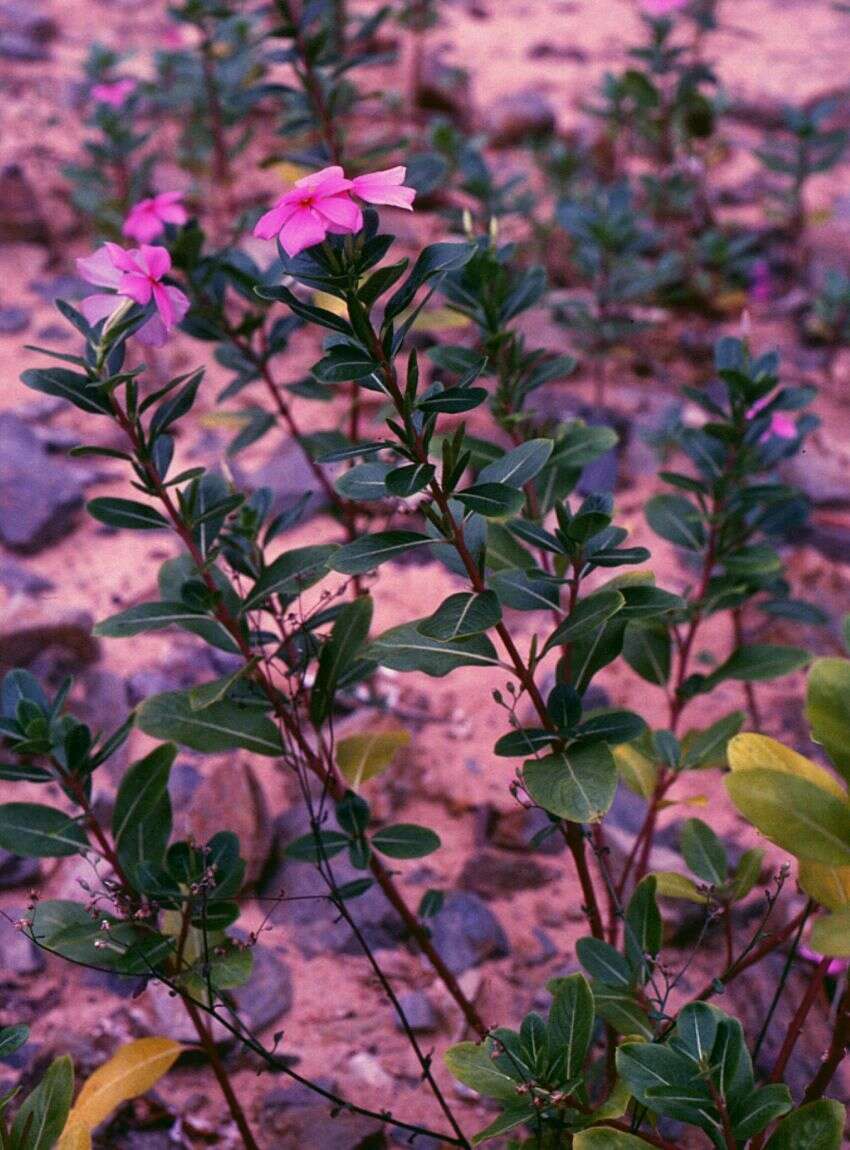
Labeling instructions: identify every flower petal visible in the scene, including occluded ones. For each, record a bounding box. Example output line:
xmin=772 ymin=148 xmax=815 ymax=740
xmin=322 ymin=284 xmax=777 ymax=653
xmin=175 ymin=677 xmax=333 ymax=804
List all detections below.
xmin=295 ymin=165 xmax=352 ymax=197
xmin=279 ymin=207 xmax=328 ymax=257
xmin=118 ymin=273 xmax=153 ymax=306
xmin=76 ymin=247 xmax=122 ymax=289
xmin=351 ymin=167 xmax=416 ymax=209
xmin=80 ymin=292 xmax=121 ymax=325
xmin=136 ymin=314 xmax=167 ymax=346
xmin=315 ymin=193 xmax=363 ymax=233
xmin=138 ymin=245 xmax=171 ymax=281
xmin=152 ymin=281 xmax=173 ymax=329
xmin=254 ymin=202 xmax=298 ymax=240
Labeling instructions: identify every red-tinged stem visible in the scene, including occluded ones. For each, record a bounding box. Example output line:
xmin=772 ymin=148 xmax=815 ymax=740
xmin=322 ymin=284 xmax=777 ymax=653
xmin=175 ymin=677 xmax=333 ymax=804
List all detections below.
xmin=803 ymin=979 xmax=850 ymax=1103
xmin=770 ymin=957 xmax=832 ymax=1084
xmin=184 ymin=1000 xmax=260 ymax=1150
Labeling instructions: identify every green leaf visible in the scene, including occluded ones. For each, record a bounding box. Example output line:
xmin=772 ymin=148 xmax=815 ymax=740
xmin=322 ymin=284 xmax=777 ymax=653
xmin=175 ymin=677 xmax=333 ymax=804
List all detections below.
xmin=616 ymin=1041 xmax=696 ymax=1107
xmin=11 ymin=1054 xmax=74 ymax=1150
xmin=574 ymin=1130 xmax=657 ymax=1149
xmin=731 ymin=1083 xmax=792 ymax=1141
xmin=469 ymin=1105 xmax=536 ymax=1146
xmin=284 ymin=830 xmax=350 ymax=863
xmin=444 ymin=1042 xmax=521 ymax=1102
xmin=417 ymin=387 xmax=487 ymax=414
xmin=87 ymin=497 xmax=169 ymax=531
xmin=188 ymin=658 xmax=261 ymax=710
xmin=592 ymin=986 xmax=652 ymax=1038
xmin=385 ymin=462 xmax=436 ymax=496
xmin=547 ymin=972 xmax=594 ymax=1081
xmin=728 ymin=848 xmax=765 ymax=901
xmin=576 ymin=937 xmax=633 ymax=988
xmin=680 ymin=818 xmax=727 ymax=885
xmin=807 ymin=657 xmax=850 ymax=784
xmin=334 ymin=461 xmax=391 ymax=501
xmin=489 ymin=569 xmax=560 ymax=612
xmin=624 ymin=876 xmax=662 ymax=979
xmin=455 ymin=483 xmax=525 ymax=519
xmin=367 ymin=623 xmax=500 ymax=676
xmin=384 ymin=242 xmax=473 ymax=325
xmin=764 ymin=1100 xmax=846 ymax=1149
xmin=21 ymin=366 xmax=111 ymax=415
xmin=646 ymin=494 xmax=706 ymax=550
xmin=810 ymin=909 xmax=850 ymax=956
xmin=622 ymin=619 xmax=671 ymax=685
xmin=311 ymin=596 xmax=373 ymax=726
xmin=680 ymin=711 xmax=744 ymax=769
xmin=709 ymin=645 xmax=810 ymax=684
xmin=136 ymin=691 xmax=283 ymax=756
xmin=544 ymin=590 xmax=625 ymax=652
xmin=478 ymin=439 xmax=553 ymax=487
xmin=653 ymin=871 xmax=709 ymax=904
xmin=331 ymin=531 xmax=431 ymax=574
xmin=93 ymin=602 xmax=240 ymax=654
xmin=312 ymin=344 xmax=379 ymax=383
xmin=726 ymin=769 xmax=850 ymax=865
xmin=418 ymin=591 xmax=501 ymax=640
xmin=0 ymin=804 xmax=88 ymax=858
xmin=243 ymin=544 xmax=337 ymax=610
xmin=112 ymin=744 xmax=175 ymax=881
xmin=0 ymin=1025 xmax=29 ymax=1059
xmin=574 ymin=710 xmax=646 ymax=746
xmin=523 ymin=743 xmax=617 ymax=823
xmin=371 ymin=823 xmax=441 ymax=859
xmin=493 ymin=728 xmax=557 ymax=757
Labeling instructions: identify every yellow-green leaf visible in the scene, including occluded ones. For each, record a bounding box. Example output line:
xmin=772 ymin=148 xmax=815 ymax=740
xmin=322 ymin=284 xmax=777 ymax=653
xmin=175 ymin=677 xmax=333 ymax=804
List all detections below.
xmin=66 ymin=1038 xmax=183 ymax=1133
xmin=613 ymin=743 xmax=657 ymax=799
xmin=799 ymin=860 xmax=850 ymax=911
xmin=810 ymin=909 xmax=850 ymax=957
xmin=653 ymin=871 xmax=709 ymax=904
xmin=806 ymin=657 xmax=850 ymax=784
xmin=58 ymin=1120 xmax=91 ymax=1150
xmin=727 ymin=733 xmax=847 ymax=800
xmin=725 ymin=769 xmax=850 ymax=866
xmin=336 ymin=728 xmax=411 ymax=789
xmin=574 ymin=1128 xmax=656 ymax=1148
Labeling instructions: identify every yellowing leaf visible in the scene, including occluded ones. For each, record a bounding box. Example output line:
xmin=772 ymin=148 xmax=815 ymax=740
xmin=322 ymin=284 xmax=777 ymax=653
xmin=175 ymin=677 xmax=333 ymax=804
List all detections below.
xmin=810 ymin=909 xmax=850 ymax=957
xmin=798 ymin=860 xmax=850 ymax=911
xmin=271 ymin=161 xmax=312 ymax=186
xmin=727 ymin=733 xmax=847 ymax=800
xmin=58 ymin=1119 xmax=91 ymax=1150
xmin=67 ymin=1038 xmax=183 ymax=1133
xmin=313 ymin=291 xmax=348 ymax=317
xmin=613 ymin=743 xmax=657 ymax=800
xmin=336 ymin=728 xmax=411 ymax=789
xmin=657 ymin=794 xmax=708 ymax=810
xmin=653 ymin=871 xmax=709 ymax=904
xmin=411 ymin=306 xmax=470 ymax=332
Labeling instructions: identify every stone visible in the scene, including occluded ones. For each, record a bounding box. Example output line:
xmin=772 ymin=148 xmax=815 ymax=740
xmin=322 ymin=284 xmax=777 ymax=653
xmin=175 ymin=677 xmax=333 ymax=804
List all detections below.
xmin=260 ymin=1101 xmax=386 ymax=1149
xmin=231 ymin=945 xmax=294 ymax=1032
xmin=235 ymin=437 xmax=334 ymax=526
xmin=481 ymin=805 xmax=566 ymax=856
xmin=0 ymin=607 xmax=99 ymax=679
xmin=602 ymin=786 xmax=681 ymax=874
xmin=781 ymin=424 xmax=850 ymax=505
xmin=0 ymin=166 xmax=51 ymax=245
xmin=458 ymin=849 xmax=556 ymax=900
xmin=0 ymin=911 xmax=45 ymax=976
xmin=0 ymin=558 xmax=54 ymax=595
xmin=0 ymin=2 xmax=56 ymax=60
xmin=347 ymin=1052 xmax=393 ymax=1091
xmin=177 ymin=761 xmax=272 ymax=885
xmin=0 ymin=413 xmax=84 ymax=553
xmin=0 ymin=849 xmax=40 ymax=889
xmin=415 ymin=51 xmax=471 ymax=125
xmin=0 ymin=306 xmax=30 ymax=334
xmin=430 ymin=892 xmax=509 ymax=974
xmin=394 ymin=990 xmax=440 ymax=1034
xmin=486 ymin=92 xmax=557 ymax=147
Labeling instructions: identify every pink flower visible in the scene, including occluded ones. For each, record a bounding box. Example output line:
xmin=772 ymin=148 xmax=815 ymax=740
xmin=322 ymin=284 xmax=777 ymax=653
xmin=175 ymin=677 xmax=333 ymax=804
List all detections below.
xmin=76 ymin=243 xmax=189 ymax=347
xmin=90 ymin=79 xmax=137 ymax=108
xmin=745 ymin=394 xmax=797 ymax=442
xmin=253 ymin=164 xmax=416 ymax=257
xmin=642 ymin=0 xmax=688 ymax=15
xmin=800 ymin=945 xmax=849 ymax=978
xmin=749 ymin=259 xmax=773 ymax=303
xmin=123 ymin=192 xmax=189 ymax=244
xmin=254 ymin=166 xmax=363 ymax=257
xmin=351 ymin=167 xmax=416 ymax=210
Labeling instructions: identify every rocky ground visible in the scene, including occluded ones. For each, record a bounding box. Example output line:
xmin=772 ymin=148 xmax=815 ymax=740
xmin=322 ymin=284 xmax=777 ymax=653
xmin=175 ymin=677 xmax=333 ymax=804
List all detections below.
xmin=1 ymin=0 xmax=850 ymax=1147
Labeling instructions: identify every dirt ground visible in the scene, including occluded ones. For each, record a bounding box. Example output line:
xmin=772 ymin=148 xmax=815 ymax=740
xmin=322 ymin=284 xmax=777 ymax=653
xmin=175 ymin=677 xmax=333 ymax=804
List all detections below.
xmin=1 ymin=1 xmax=850 ymax=1147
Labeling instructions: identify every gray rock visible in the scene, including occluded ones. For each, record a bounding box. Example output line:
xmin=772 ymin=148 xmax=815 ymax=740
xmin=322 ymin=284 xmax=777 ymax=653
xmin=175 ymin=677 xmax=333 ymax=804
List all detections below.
xmin=458 ymin=849 xmax=556 ymax=900
xmin=0 ymin=558 xmax=54 ymax=595
xmin=0 ymin=2 xmax=56 ymax=61
xmin=480 ymin=804 xmax=566 ymax=856
xmin=430 ymin=892 xmax=509 ymax=974
xmin=0 ymin=413 xmax=83 ymax=553
xmin=0 ymin=306 xmax=30 ymax=334
xmin=0 ymin=166 xmax=51 ymax=244
xmin=487 ymin=91 xmax=556 ymax=147
xmin=232 ymin=945 xmax=294 ymax=1032
xmin=0 ymin=850 xmax=40 ymax=889
xmin=0 ymin=608 xmax=98 ymax=679
xmin=394 ymin=990 xmax=440 ymax=1034
xmin=0 ymin=912 xmax=44 ymax=975
xmin=261 ymin=1101 xmax=386 ymax=1149
xmin=235 ymin=437 xmax=334 ymax=526
xmin=603 ymin=786 xmax=681 ymax=873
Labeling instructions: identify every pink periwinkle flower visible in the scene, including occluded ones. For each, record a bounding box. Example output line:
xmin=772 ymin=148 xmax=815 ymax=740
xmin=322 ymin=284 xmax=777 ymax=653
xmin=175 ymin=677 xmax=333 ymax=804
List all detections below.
xmin=123 ymin=192 xmax=189 ymax=244
xmin=90 ymin=79 xmax=137 ymax=108
xmin=745 ymin=394 xmax=797 ymax=442
xmin=76 ymin=243 xmax=190 ymax=347
xmin=642 ymin=0 xmax=689 ymax=16
xmin=800 ymin=945 xmax=849 ymax=978
xmin=253 ymin=164 xmax=416 ymax=258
